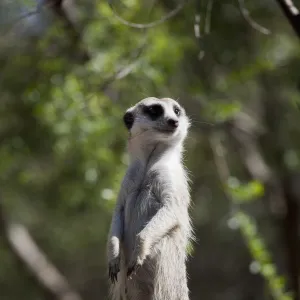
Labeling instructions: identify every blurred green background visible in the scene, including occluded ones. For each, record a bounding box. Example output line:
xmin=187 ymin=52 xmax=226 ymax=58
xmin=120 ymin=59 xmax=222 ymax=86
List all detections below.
xmin=0 ymin=0 xmax=300 ymax=299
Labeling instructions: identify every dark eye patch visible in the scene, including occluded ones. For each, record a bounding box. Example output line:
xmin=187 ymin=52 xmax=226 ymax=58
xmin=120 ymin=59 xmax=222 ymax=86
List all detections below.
xmin=142 ymin=104 xmax=164 ymax=120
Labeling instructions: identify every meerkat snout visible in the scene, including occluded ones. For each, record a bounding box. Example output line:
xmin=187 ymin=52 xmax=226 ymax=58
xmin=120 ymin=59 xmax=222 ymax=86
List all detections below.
xmin=167 ymin=118 xmax=179 ymax=128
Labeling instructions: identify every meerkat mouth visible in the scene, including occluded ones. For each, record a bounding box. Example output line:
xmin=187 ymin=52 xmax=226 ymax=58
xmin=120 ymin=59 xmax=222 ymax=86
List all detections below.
xmin=156 ymin=127 xmax=177 ymax=134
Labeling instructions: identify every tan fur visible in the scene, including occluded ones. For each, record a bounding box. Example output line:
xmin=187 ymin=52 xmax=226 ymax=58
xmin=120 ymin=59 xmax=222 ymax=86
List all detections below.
xmin=107 ymin=97 xmax=193 ymax=300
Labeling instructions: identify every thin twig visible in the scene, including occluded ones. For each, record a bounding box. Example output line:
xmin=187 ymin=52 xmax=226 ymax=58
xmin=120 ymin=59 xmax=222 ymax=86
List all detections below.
xmin=237 ymin=0 xmax=271 ymax=35
xmin=194 ymin=13 xmax=205 ymax=60
xmin=108 ymin=0 xmax=187 ymax=29
xmin=193 ymin=0 xmax=214 ymax=61
xmin=9 ymin=10 xmax=39 ymax=26
xmin=80 ymin=0 xmax=156 ymax=109
xmin=210 ymin=132 xmax=231 ymax=185
xmin=3 ymin=0 xmax=46 ymax=34
xmin=204 ymin=0 xmax=214 ymax=35
xmin=194 ymin=14 xmax=201 ymax=38
xmin=97 ymin=0 xmax=157 ymax=91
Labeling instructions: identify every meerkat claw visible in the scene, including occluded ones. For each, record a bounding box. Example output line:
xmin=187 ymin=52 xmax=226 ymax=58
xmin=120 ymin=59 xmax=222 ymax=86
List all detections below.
xmin=109 ymin=262 xmax=120 ymax=284
xmin=127 ymin=261 xmax=142 ymax=279
xmin=127 ymin=264 xmax=135 ymax=278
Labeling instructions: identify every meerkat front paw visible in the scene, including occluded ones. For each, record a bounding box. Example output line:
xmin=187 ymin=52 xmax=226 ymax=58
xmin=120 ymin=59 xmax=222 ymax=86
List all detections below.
xmin=108 ymin=257 xmax=120 ymax=284
xmin=127 ymin=237 xmax=150 ymax=279
xmin=127 ymin=255 xmax=144 ymax=279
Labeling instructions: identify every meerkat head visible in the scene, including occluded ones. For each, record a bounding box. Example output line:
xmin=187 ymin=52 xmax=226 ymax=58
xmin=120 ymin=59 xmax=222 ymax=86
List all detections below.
xmin=123 ymin=97 xmax=190 ymax=146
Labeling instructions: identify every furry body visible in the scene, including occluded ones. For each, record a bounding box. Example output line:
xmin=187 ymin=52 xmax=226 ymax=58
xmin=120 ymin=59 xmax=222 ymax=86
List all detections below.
xmin=107 ymin=97 xmax=193 ymax=300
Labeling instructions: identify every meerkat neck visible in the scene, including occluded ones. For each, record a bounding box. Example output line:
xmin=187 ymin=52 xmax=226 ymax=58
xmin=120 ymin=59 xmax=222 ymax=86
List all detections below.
xmin=128 ymin=138 xmax=183 ymax=167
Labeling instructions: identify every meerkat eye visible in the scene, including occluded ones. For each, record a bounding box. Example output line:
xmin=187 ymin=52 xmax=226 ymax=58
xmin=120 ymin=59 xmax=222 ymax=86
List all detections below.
xmin=173 ymin=106 xmax=181 ymax=116
xmin=143 ymin=104 xmax=164 ymax=120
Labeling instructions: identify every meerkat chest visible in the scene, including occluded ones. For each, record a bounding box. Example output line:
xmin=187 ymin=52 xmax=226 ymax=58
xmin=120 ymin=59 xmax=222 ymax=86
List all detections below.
xmin=125 ymin=161 xmax=183 ymax=215
xmin=123 ymin=162 xmax=167 ymax=220
xmin=125 ymin=172 xmax=159 ymax=215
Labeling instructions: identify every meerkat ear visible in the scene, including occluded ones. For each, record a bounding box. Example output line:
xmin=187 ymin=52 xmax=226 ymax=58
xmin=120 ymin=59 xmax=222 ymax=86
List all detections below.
xmin=123 ymin=111 xmax=134 ymax=130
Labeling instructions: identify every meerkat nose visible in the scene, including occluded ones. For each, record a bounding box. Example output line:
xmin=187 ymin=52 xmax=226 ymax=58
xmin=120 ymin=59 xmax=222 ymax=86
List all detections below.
xmin=167 ymin=119 xmax=179 ymax=128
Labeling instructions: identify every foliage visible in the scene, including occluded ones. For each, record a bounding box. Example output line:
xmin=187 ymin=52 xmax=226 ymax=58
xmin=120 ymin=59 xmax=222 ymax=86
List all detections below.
xmin=236 ymin=211 xmax=293 ymax=300
xmin=0 ymin=0 xmax=300 ymax=300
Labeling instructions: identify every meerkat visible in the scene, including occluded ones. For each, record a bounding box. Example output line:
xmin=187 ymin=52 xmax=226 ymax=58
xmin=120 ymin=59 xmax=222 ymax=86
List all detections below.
xmin=107 ymin=97 xmax=193 ymax=300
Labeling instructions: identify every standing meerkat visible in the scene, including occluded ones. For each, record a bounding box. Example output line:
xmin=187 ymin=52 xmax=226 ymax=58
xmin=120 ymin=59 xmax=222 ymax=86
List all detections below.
xmin=107 ymin=97 xmax=193 ymax=300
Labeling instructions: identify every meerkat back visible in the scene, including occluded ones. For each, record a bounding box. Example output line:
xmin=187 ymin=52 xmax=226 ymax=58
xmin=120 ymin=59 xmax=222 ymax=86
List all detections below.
xmin=107 ymin=97 xmax=193 ymax=300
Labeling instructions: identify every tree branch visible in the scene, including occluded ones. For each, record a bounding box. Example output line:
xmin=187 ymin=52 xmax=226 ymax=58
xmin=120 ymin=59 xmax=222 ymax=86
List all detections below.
xmin=98 ymin=41 xmax=147 ymax=92
xmin=47 ymin=0 xmax=90 ymax=62
xmin=228 ymin=108 xmax=299 ymax=299
xmin=0 ymin=201 xmax=83 ymax=300
xmin=237 ymin=0 xmax=271 ymax=35
xmin=108 ymin=0 xmax=187 ymax=29
xmin=209 ymin=131 xmax=293 ymax=300
xmin=97 ymin=0 xmax=158 ymax=92
xmin=5 ymin=0 xmax=90 ymax=62
xmin=276 ymin=0 xmax=300 ymax=39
